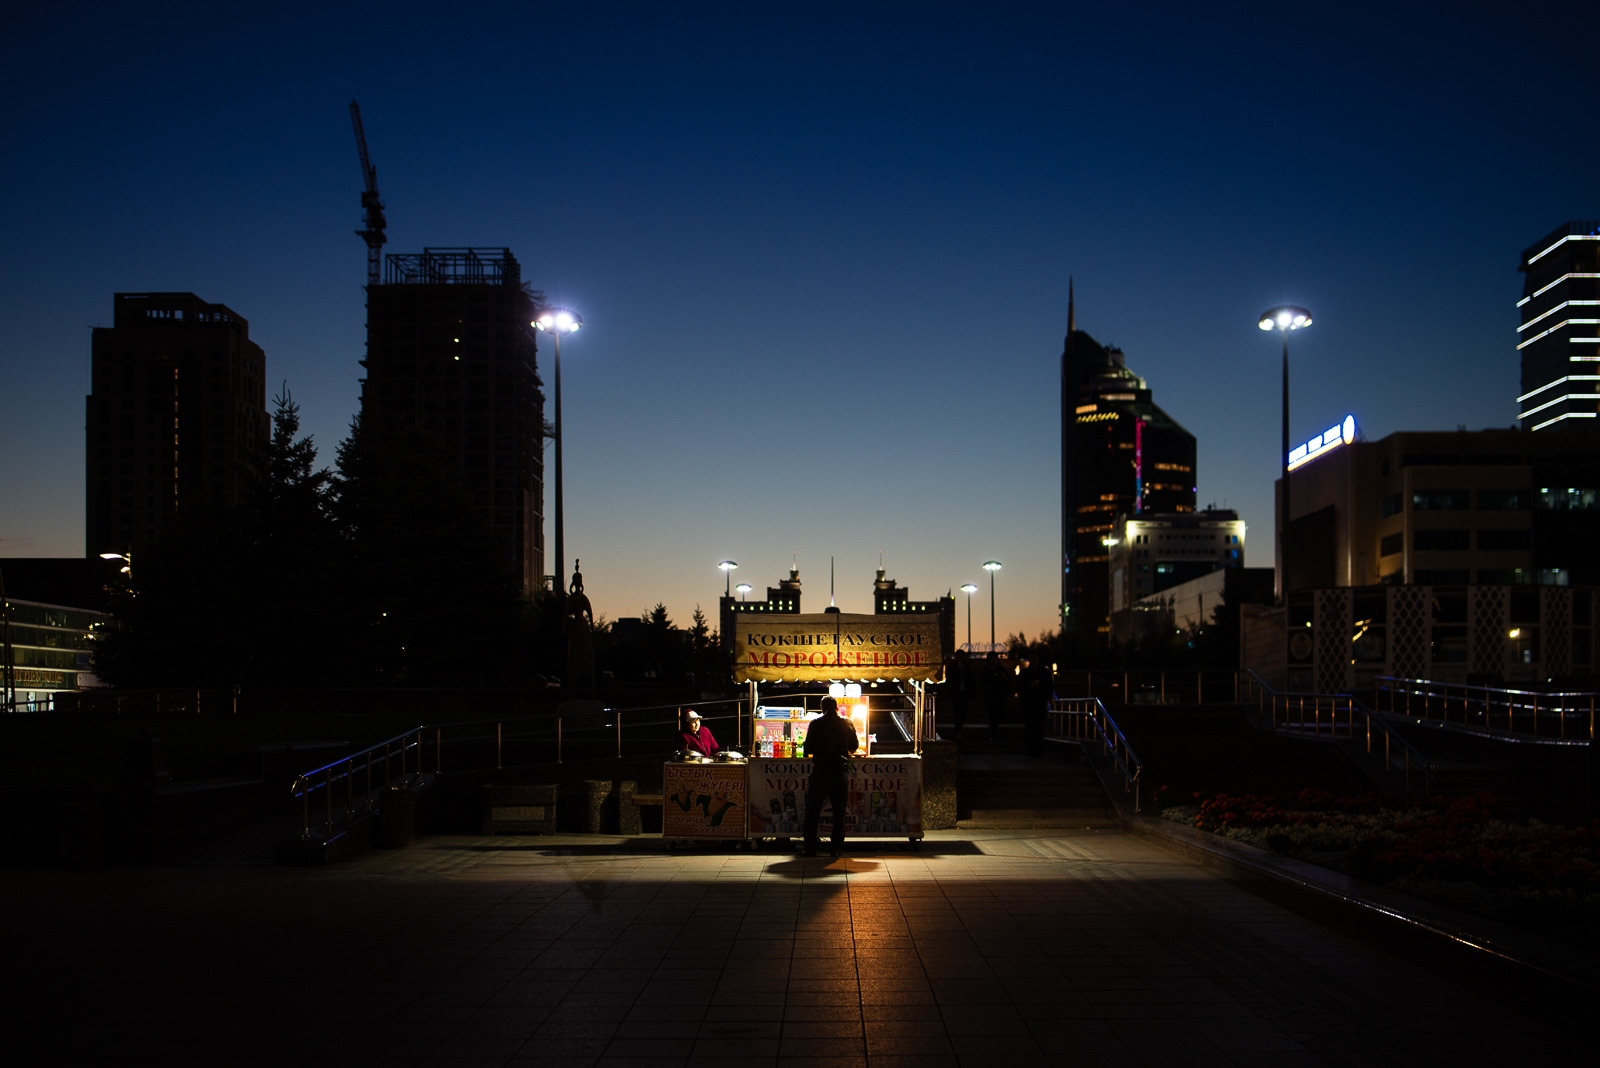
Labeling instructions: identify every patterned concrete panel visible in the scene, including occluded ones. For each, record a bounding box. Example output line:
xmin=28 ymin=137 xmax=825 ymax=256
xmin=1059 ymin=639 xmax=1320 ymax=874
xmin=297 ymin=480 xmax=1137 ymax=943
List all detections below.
xmin=1314 ymin=588 xmax=1352 ymax=694
xmin=1545 ymin=586 xmax=1572 ymax=678
xmin=1469 ymin=585 xmax=1507 ymax=679
xmin=1388 ymin=586 xmax=1430 ymax=680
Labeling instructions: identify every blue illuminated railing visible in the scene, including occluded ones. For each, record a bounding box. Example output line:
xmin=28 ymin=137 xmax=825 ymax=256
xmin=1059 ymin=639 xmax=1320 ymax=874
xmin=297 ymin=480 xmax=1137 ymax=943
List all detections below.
xmin=1046 ymin=697 xmax=1143 ymax=812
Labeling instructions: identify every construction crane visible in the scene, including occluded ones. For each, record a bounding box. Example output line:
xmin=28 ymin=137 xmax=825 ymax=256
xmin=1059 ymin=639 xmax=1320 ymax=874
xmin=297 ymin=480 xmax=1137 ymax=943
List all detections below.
xmin=349 ymin=100 xmax=386 ymax=286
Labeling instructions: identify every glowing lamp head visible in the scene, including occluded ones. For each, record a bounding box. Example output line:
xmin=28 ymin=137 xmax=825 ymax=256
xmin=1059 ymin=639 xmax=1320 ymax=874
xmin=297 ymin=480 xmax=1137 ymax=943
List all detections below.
xmin=1259 ymin=305 xmax=1313 ymax=333
xmin=960 ymin=583 xmax=979 ymax=594
xmin=718 ymin=560 xmax=738 ymax=573
xmin=735 ymin=582 xmax=751 ymax=595
xmin=533 ymin=307 xmax=583 ymax=334
xmin=99 ymin=553 xmax=124 ymax=561
xmin=983 ymin=560 xmax=1002 ymax=572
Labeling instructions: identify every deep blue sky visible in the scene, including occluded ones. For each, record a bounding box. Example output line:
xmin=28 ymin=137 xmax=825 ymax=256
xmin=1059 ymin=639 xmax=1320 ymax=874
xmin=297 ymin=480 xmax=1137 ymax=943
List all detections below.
xmin=3 ymin=3 xmax=1596 ymax=639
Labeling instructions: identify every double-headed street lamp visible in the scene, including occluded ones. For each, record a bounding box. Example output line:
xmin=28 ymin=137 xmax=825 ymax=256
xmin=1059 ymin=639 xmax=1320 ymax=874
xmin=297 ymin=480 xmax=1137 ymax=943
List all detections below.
xmin=959 ymin=583 xmax=979 ymax=651
xmin=982 ymin=560 xmax=1002 ymax=648
xmin=1258 ymin=306 xmax=1312 ymax=600
xmin=534 ymin=309 xmax=582 ymax=594
xmin=718 ymin=560 xmax=739 ymax=597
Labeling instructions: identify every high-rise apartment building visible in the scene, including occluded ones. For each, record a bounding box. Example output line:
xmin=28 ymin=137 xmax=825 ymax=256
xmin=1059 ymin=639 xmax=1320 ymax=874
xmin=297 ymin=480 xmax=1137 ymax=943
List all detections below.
xmin=86 ymin=293 xmax=268 ymax=555
xmin=362 ymin=248 xmax=545 ymax=592
xmin=1060 ymin=290 xmax=1198 ymax=637
xmin=1518 ymin=221 xmax=1600 ymax=431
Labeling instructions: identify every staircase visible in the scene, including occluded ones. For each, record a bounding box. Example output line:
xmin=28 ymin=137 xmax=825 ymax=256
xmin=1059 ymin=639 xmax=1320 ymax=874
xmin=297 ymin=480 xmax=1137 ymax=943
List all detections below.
xmin=956 ymin=750 xmax=1117 ymax=829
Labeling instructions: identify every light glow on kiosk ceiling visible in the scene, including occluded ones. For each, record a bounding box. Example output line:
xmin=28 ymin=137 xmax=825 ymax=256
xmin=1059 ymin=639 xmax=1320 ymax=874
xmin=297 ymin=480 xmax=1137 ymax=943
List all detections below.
xmin=1287 ymin=415 xmax=1356 ymax=472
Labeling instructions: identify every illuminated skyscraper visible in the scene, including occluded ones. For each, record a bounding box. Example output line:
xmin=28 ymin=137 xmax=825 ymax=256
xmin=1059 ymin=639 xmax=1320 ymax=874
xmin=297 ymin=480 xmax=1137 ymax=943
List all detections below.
xmin=1518 ymin=221 xmax=1600 ymax=431
xmin=1059 ymin=286 xmax=1197 ymax=638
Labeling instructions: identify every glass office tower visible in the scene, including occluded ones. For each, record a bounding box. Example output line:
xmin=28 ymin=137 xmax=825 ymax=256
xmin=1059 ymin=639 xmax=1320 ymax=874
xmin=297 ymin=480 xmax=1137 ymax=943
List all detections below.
xmin=1519 ymin=221 xmax=1600 ymax=432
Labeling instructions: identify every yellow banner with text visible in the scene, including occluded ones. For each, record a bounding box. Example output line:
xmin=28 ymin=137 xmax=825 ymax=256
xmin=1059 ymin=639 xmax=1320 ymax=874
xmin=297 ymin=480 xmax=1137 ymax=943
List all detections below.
xmin=732 ymin=613 xmax=943 ymax=683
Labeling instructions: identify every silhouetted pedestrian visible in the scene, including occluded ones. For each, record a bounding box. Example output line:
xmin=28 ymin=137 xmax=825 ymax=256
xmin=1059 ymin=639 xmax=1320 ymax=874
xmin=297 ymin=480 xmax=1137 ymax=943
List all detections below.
xmin=802 ymin=697 xmax=859 ymax=857
xmin=950 ymin=656 xmax=973 ymax=738
xmin=982 ymin=652 xmax=1005 ymax=741
xmin=1021 ymin=661 xmax=1050 ymax=757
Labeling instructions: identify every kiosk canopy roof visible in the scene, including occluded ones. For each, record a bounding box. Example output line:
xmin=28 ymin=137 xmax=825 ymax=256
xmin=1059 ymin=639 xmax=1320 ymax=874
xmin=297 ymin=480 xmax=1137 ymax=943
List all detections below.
xmin=733 ymin=613 xmax=944 ymax=683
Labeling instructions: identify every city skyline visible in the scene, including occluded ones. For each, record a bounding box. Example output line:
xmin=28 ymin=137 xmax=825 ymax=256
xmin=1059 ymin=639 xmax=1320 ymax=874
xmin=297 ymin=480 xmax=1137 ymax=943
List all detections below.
xmin=3 ymin=5 xmax=1598 ymax=641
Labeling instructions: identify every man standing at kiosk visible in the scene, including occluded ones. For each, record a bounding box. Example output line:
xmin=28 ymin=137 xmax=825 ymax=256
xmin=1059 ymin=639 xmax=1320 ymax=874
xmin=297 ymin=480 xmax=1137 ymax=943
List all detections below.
xmin=802 ymin=697 xmax=858 ymax=857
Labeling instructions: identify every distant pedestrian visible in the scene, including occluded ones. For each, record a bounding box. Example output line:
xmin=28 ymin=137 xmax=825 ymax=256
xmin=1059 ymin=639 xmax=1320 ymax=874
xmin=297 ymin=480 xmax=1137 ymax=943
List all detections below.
xmin=982 ymin=652 xmax=1006 ymax=741
xmin=950 ymin=656 xmax=973 ymax=738
xmin=1022 ymin=661 xmax=1051 ymax=757
xmin=802 ymin=697 xmax=859 ymax=857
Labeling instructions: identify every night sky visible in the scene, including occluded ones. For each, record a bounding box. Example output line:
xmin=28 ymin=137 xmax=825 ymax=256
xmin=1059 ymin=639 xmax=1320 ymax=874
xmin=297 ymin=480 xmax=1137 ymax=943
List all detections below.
xmin=2 ymin=3 xmax=1597 ymax=640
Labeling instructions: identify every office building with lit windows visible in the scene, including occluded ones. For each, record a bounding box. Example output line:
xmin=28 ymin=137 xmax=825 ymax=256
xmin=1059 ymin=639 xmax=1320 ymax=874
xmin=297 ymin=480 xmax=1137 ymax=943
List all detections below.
xmin=1242 ymin=424 xmax=1600 ymax=690
xmin=1518 ymin=221 xmax=1600 ymax=431
xmin=1107 ymin=508 xmax=1245 ymax=615
xmin=1059 ymin=292 xmax=1197 ymax=638
xmin=86 ymin=293 xmax=269 ymax=555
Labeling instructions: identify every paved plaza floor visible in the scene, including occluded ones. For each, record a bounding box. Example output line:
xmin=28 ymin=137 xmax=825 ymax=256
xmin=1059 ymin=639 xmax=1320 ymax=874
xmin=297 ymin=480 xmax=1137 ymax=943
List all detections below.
xmin=9 ymin=828 xmax=1593 ymax=1065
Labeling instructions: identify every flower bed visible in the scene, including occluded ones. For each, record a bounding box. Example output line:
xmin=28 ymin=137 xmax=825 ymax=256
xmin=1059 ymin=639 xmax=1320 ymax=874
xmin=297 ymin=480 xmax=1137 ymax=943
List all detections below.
xmin=1154 ymin=785 xmax=1600 ymax=952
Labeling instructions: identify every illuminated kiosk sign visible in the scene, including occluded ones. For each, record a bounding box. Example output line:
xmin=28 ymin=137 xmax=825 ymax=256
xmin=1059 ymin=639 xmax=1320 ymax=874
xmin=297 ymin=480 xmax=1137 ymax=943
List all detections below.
xmin=1287 ymin=415 xmax=1355 ymax=472
xmin=732 ymin=613 xmax=944 ymax=683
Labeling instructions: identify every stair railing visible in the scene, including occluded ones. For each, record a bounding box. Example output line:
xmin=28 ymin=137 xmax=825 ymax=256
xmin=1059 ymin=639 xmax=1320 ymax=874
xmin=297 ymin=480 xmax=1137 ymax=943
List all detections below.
xmin=1239 ymin=670 xmax=1435 ymax=794
xmin=287 ymin=697 xmax=750 ymax=843
xmin=1047 ymin=697 xmax=1143 ymax=812
xmin=1374 ymin=676 xmax=1596 ymax=743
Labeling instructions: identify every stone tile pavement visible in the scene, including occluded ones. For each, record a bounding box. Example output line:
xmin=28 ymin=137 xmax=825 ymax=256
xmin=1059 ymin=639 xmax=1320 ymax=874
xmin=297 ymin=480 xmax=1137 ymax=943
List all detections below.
xmin=8 ymin=828 xmax=1591 ymax=1065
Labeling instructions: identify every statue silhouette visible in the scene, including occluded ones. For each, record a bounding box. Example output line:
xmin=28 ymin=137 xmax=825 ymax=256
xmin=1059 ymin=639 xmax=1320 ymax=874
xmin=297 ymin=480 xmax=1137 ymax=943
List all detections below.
xmin=565 ymin=560 xmax=596 ymax=698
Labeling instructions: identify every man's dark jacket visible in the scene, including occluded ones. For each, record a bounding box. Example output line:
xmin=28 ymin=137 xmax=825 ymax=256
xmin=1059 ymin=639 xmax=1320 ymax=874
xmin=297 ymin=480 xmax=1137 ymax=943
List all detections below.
xmin=804 ymin=713 xmax=858 ymax=778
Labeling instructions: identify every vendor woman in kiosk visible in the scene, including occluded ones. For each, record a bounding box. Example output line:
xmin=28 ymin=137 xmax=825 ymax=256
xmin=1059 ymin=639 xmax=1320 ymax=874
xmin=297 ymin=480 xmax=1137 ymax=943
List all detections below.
xmin=678 ymin=710 xmax=720 ymax=757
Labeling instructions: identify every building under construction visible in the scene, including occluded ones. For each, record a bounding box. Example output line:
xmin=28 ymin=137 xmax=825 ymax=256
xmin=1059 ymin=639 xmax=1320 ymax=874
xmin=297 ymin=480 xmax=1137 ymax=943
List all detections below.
xmin=360 ymin=248 xmax=546 ymax=592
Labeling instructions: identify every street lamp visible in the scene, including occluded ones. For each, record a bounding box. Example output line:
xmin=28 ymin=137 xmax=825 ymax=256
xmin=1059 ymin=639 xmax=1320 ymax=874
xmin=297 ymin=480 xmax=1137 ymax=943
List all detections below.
xmin=99 ymin=551 xmax=132 ymax=578
xmin=717 ymin=560 xmax=739 ymax=597
xmin=735 ymin=583 xmax=752 ymax=602
xmin=960 ymin=583 xmax=978 ymax=651
xmin=982 ymin=561 xmax=1002 ymax=649
xmin=533 ymin=308 xmax=582 ymax=595
xmin=1258 ymin=305 xmax=1312 ymax=601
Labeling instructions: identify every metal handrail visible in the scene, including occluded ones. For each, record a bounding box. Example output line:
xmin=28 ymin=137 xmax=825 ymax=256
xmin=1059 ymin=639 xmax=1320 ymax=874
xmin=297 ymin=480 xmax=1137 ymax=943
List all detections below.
xmin=1374 ymin=676 xmax=1596 ymax=743
xmin=1052 ymin=669 xmax=1242 ymax=706
xmin=286 ymin=697 xmax=751 ymax=841
xmin=1046 ymin=696 xmax=1144 ymax=812
xmin=1239 ymin=670 xmax=1435 ymax=794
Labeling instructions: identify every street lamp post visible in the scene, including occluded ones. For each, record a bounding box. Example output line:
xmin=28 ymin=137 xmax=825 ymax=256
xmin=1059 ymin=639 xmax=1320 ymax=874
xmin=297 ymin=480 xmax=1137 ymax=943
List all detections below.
xmin=960 ymin=583 xmax=978 ymax=651
xmin=534 ymin=309 xmax=583 ymax=594
xmin=718 ymin=560 xmax=739 ymax=597
xmin=982 ymin=561 xmax=1002 ymax=649
xmin=0 ymin=561 xmax=13 ymax=714
xmin=735 ymin=583 xmax=752 ymax=602
xmin=1258 ymin=306 xmax=1312 ymax=601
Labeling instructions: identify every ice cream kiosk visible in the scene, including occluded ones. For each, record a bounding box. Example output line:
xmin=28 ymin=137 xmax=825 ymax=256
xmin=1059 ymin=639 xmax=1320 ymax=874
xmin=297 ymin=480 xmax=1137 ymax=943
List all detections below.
xmin=732 ymin=611 xmax=942 ymax=845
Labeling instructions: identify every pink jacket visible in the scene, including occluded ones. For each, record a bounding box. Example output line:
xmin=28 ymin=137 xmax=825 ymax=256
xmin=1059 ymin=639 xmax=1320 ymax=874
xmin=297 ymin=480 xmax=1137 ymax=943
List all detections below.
xmin=678 ymin=724 xmax=719 ymax=756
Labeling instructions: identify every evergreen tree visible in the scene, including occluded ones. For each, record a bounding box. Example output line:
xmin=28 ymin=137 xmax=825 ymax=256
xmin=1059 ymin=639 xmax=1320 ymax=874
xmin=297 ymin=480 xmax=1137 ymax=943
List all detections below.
xmin=96 ymin=386 xmax=343 ymax=686
xmin=331 ymin=414 xmax=530 ymax=686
